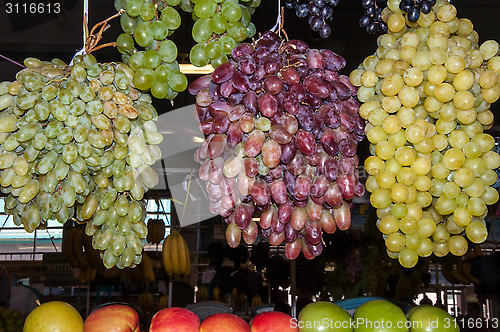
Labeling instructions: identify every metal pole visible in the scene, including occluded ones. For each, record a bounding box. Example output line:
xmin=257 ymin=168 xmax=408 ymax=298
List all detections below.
xmin=168 ymin=281 xmax=173 ymax=307
xmin=86 ymin=285 xmax=90 ymax=318
xmin=290 ymin=259 xmax=297 ymax=319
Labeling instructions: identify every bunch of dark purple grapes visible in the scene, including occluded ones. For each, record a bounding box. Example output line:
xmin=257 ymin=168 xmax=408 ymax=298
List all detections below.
xmin=283 ymin=0 xmax=339 ymax=38
xmin=189 ymin=31 xmax=365 ymax=260
xmin=399 ymin=0 xmax=436 ymax=23
xmin=359 ymin=0 xmax=388 ymax=34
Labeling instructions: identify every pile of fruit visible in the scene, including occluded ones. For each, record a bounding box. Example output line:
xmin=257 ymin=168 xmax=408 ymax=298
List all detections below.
xmin=0 ymin=307 xmax=24 ymax=332
xmin=0 ymin=54 xmax=162 ymax=269
xmin=25 ymin=298 xmax=462 ymax=332
xmin=189 ymin=30 xmax=364 ymax=260
xmin=349 ymin=0 xmax=500 ymax=267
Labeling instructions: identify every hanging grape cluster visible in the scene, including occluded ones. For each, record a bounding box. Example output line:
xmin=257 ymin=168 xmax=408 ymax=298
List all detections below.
xmin=188 ymin=0 xmax=260 ymax=68
xmin=114 ymin=0 xmax=188 ymax=99
xmin=0 ymin=54 xmax=162 ymax=269
xmin=349 ymin=0 xmax=500 ymax=268
xmin=283 ymin=0 xmax=339 ymax=39
xmin=190 ymin=31 xmax=365 ymax=260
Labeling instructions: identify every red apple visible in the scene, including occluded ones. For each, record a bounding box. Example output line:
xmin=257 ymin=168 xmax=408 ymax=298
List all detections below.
xmin=200 ymin=313 xmax=250 ymax=332
xmin=149 ymin=307 xmax=200 ymax=332
xmin=84 ymin=304 xmax=139 ymax=332
xmin=251 ymin=311 xmax=298 ymax=332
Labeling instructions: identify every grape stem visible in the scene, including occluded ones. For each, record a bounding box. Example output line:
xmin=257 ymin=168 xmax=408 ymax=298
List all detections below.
xmin=84 ymin=10 xmax=125 ymax=54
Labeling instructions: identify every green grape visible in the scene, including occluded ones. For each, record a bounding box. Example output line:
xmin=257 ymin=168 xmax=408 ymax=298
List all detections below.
xmin=205 ymin=40 xmax=222 ymax=60
xmin=210 ymin=12 xmax=227 ymax=35
xmin=168 ymin=71 xmax=188 ymax=92
xmin=192 ymin=18 xmax=213 ymax=43
xmin=151 ymin=21 xmax=168 ymax=40
xmin=211 ymin=54 xmax=228 ymax=69
xmin=161 ymin=6 xmax=181 ymax=30
xmin=190 ymin=44 xmax=210 ymax=67
xmin=246 ymin=22 xmax=256 ymax=38
xmin=227 ymin=21 xmax=247 ymax=42
xmin=151 ymin=81 xmax=170 ymax=99
xmin=166 ymin=0 xmax=181 ymax=5
xmin=155 ymin=64 xmax=172 ymax=83
xmin=114 ymin=0 xmax=123 ymax=11
xmin=218 ymin=34 xmax=236 ymax=55
xmin=194 ymin=0 xmax=217 ymax=19
xmin=133 ymin=67 xmax=155 ymax=90
xmin=128 ymin=51 xmax=145 ymax=72
xmin=165 ymin=60 xmax=180 ymax=71
xmin=249 ymin=0 xmax=261 ymax=7
xmin=140 ymin=2 xmax=156 ymax=21
xmin=117 ymin=33 xmax=135 ymax=55
xmin=126 ymin=0 xmax=145 ymax=17
xmin=214 ymin=0 xmax=225 ymax=3
xmin=221 ymin=2 xmax=241 ymax=22
xmin=179 ymin=0 xmax=194 ymax=12
xmin=158 ymin=40 xmax=178 ymax=63
xmin=240 ymin=4 xmax=251 ymax=27
xmin=87 ymin=63 xmax=104 ymax=77
xmin=120 ymin=13 xmax=138 ymax=34
xmin=143 ymin=50 xmax=161 ymax=69
xmin=134 ymin=21 xmax=153 ymax=48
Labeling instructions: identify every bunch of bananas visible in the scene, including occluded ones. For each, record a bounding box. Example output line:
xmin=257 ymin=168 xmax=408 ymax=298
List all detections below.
xmin=213 ymin=286 xmax=221 ymax=302
xmin=104 ymin=266 xmax=124 ymax=280
xmin=232 ymin=288 xmax=246 ymax=308
xmin=124 ymin=252 xmax=155 ymax=283
xmin=146 ymin=218 xmax=166 ymax=244
xmin=162 ymin=230 xmax=191 ymax=276
xmin=79 ymin=266 xmax=98 ymax=283
xmin=158 ymin=293 xmax=169 ymax=309
xmin=139 ymin=291 xmax=153 ymax=313
xmin=63 ymin=225 xmax=102 ymax=274
xmin=251 ymin=294 xmax=262 ymax=308
xmin=440 ymin=243 xmax=483 ymax=285
xmin=196 ymin=284 xmax=209 ymax=302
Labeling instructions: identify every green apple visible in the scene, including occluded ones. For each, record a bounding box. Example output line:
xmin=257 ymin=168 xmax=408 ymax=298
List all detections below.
xmin=406 ymin=305 xmax=458 ymax=332
xmin=353 ymin=300 xmax=407 ymax=332
xmin=297 ymin=301 xmax=353 ymax=332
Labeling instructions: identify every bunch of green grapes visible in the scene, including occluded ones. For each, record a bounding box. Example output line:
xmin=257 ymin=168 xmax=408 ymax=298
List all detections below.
xmin=350 ymin=0 xmax=500 ymax=268
xmin=114 ymin=0 xmax=188 ymax=99
xmin=0 ymin=54 xmax=162 ymax=269
xmin=189 ymin=0 xmax=260 ymax=68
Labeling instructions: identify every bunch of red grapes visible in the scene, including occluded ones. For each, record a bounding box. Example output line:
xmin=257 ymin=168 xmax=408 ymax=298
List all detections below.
xmin=189 ymin=31 xmax=365 ymax=260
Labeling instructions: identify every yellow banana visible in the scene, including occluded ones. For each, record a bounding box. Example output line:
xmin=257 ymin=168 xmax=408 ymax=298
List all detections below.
xmin=183 ymin=239 xmax=191 ymax=276
xmin=177 ymin=233 xmax=187 ymax=275
xmin=73 ymin=227 xmax=89 ymax=271
xmin=170 ymin=231 xmax=180 ymax=275
xmin=63 ymin=227 xmax=79 ymax=268
xmin=159 ymin=293 xmax=169 ymax=309
xmin=450 ymin=263 xmax=471 ymax=285
xmin=213 ymin=287 xmax=220 ymax=302
xmin=460 ymin=260 xmax=480 ymax=285
xmin=440 ymin=264 xmax=459 ymax=284
xmin=144 ymin=253 xmax=155 ymax=282
xmin=162 ymin=232 xmax=173 ymax=275
xmin=197 ymin=285 xmax=208 ymax=302
xmin=251 ymin=294 xmax=262 ymax=307
xmin=139 ymin=291 xmax=153 ymax=312
xmin=83 ymin=231 xmax=102 ymax=269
